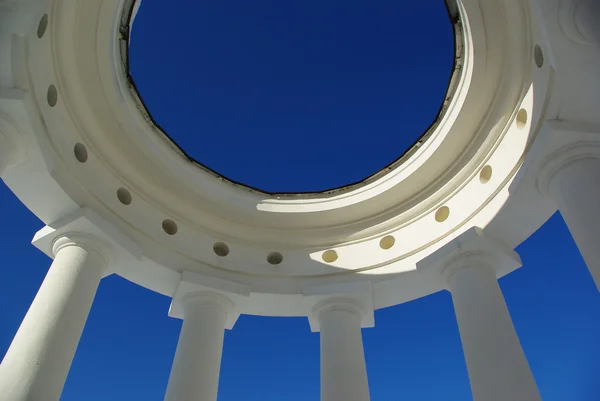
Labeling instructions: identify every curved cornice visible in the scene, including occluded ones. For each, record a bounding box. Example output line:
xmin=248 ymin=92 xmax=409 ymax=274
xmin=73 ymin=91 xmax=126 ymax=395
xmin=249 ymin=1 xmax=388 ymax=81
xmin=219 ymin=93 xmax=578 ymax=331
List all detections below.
xmin=47 ymin=0 xmax=533 ymax=232
xmin=0 ymin=0 xmax=557 ymax=312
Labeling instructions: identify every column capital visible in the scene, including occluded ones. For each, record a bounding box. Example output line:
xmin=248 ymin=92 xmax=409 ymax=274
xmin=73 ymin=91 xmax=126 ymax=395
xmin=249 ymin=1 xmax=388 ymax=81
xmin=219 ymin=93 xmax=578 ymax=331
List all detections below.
xmin=417 ymin=227 xmax=521 ymax=290
xmin=32 ymin=208 xmax=142 ymax=273
xmin=313 ymin=297 xmax=367 ymax=319
xmin=180 ymin=291 xmax=235 ymax=313
xmin=537 ymin=144 xmax=600 ymax=198
xmin=531 ymin=121 xmax=600 ymax=197
xmin=559 ymin=0 xmax=600 ymax=46
xmin=169 ymin=271 xmax=250 ymax=329
xmin=52 ymin=232 xmax=114 ymax=265
xmin=303 ymin=281 xmax=374 ymax=332
xmin=559 ymin=0 xmax=592 ymax=45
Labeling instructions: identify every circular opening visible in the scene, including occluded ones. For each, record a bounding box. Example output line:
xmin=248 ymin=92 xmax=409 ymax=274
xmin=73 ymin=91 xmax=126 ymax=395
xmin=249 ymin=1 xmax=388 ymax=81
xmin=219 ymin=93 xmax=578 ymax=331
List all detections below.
xmin=322 ymin=250 xmax=338 ymax=263
xmin=380 ymin=235 xmax=396 ymax=250
xmin=479 ymin=165 xmax=493 ymax=184
xmin=74 ymin=143 xmax=88 ymax=163
xmin=435 ymin=206 xmax=450 ymax=223
xmin=47 ymin=85 xmax=58 ymax=107
xmin=213 ymin=242 xmax=230 ymax=257
xmin=162 ymin=219 xmax=178 ymax=235
xmin=534 ymin=45 xmax=544 ymax=68
xmin=267 ymin=252 xmax=283 ymax=265
xmin=116 ymin=188 xmax=132 ymax=205
xmin=37 ymin=14 xmax=48 ymax=38
xmin=126 ymin=1 xmax=458 ymax=193
xmin=516 ymin=109 xmax=528 ymax=129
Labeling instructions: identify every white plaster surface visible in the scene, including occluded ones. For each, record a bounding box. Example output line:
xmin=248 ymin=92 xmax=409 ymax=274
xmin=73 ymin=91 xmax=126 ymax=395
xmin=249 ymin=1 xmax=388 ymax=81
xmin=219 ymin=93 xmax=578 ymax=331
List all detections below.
xmin=0 ymin=0 xmax=599 ymax=399
xmin=316 ymin=299 xmax=371 ymax=401
xmin=575 ymin=0 xmax=600 ymax=46
xmin=418 ymin=229 xmax=541 ymax=401
xmin=0 ymin=235 xmax=108 ymax=401
xmin=0 ymin=133 xmax=12 ymax=174
xmin=449 ymin=263 xmax=541 ymax=401
xmin=549 ymin=157 xmax=600 ymax=290
xmin=164 ymin=293 xmax=232 ymax=401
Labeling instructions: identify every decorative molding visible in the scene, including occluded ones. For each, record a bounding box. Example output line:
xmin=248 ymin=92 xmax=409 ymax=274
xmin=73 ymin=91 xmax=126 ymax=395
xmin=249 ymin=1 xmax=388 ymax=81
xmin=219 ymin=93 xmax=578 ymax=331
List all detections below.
xmin=558 ymin=0 xmax=592 ymax=45
xmin=52 ymin=232 xmax=114 ymax=268
xmin=313 ymin=298 xmax=367 ymax=320
xmin=180 ymin=291 xmax=235 ymax=316
xmin=0 ymin=0 xmax=576 ymax=317
xmin=416 ymin=227 xmax=522 ymax=290
xmin=168 ymin=271 xmax=250 ymax=329
xmin=32 ymin=208 xmax=142 ymax=276
xmin=303 ymin=281 xmax=374 ymax=332
xmin=534 ymin=121 xmax=600 ymax=197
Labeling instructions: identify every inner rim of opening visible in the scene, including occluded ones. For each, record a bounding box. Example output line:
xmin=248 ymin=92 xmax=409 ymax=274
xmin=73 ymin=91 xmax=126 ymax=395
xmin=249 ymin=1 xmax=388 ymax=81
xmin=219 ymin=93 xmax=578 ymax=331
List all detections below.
xmin=121 ymin=0 xmax=462 ymax=196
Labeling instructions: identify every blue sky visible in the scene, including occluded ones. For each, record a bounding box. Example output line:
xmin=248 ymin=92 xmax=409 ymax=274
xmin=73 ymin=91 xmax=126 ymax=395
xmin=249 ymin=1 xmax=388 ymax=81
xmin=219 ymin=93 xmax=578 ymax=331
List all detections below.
xmin=2 ymin=188 xmax=600 ymax=400
xmin=128 ymin=0 xmax=453 ymax=193
xmin=2 ymin=0 xmax=600 ymax=400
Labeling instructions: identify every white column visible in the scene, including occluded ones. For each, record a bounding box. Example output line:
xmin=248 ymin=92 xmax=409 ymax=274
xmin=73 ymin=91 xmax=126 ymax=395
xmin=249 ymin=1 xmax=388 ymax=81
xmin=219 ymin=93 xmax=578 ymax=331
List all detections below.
xmin=548 ymin=157 xmax=600 ymax=290
xmin=0 ymin=233 xmax=109 ymax=401
xmin=164 ymin=292 xmax=233 ymax=401
xmin=315 ymin=299 xmax=370 ymax=401
xmin=447 ymin=260 xmax=541 ymax=401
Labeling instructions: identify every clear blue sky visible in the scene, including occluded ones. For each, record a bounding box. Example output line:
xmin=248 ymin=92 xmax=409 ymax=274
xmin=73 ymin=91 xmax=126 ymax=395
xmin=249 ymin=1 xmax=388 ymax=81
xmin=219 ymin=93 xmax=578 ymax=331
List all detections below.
xmin=2 ymin=0 xmax=600 ymax=400
xmin=128 ymin=0 xmax=453 ymax=193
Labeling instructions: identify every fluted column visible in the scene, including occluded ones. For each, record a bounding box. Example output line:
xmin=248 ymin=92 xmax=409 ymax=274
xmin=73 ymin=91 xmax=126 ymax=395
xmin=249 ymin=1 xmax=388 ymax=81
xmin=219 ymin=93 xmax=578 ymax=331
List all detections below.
xmin=417 ymin=228 xmax=541 ymax=401
xmin=0 ymin=233 xmax=110 ymax=401
xmin=314 ymin=298 xmax=371 ymax=401
xmin=547 ymin=156 xmax=600 ymax=290
xmin=164 ymin=292 xmax=233 ymax=401
xmin=446 ymin=258 xmax=541 ymax=401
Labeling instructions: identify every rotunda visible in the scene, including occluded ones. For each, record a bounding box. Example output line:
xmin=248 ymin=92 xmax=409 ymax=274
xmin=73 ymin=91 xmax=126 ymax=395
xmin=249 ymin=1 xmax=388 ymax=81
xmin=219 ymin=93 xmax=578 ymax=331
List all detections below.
xmin=0 ymin=0 xmax=599 ymax=400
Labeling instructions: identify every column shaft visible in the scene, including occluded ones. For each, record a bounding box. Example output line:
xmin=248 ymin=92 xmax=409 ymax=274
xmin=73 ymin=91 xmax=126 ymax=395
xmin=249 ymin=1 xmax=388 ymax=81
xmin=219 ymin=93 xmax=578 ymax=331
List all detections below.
xmin=549 ymin=157 xmax=600 ymax=290
xmin=164 ymin=294 xmax=229 ymax=401
xmin=448 ymin=263 xmax=541 ymax=401
xmin=0 ymin=241 xmax=107 ymax=401
xmin=319 ymin=306 xmax=370 ymax=401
